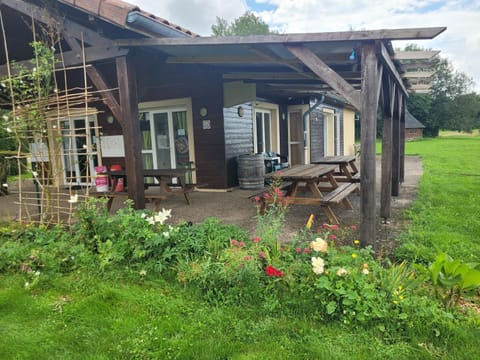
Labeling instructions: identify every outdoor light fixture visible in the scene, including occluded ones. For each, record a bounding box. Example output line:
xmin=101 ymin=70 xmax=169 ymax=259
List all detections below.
xmin=237 ymin=106 xmax=245 ymax=117
xmin=199 ymin=107 xmax=208 ymax=117
xmin=349 ymin=49 xmax=356 ymax=61
xmin=107 ymin=115 xmax=114 ymax=124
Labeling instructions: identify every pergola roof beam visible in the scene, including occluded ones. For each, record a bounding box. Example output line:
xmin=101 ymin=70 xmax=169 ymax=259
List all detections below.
xmin=115 ymin=27 xmax=446 ymax=47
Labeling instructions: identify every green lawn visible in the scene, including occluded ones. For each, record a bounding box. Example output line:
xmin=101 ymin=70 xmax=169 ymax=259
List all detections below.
xmin=1 ymin=135 xmax=479 ymax=359
xmin=396 ymin=136 xmax=480 ymax=263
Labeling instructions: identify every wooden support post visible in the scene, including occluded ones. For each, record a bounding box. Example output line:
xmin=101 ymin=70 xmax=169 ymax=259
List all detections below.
xmin=116 ymin=56 xmax=145 ymax=209
xmin=392 ymin=91 xmax=402 ymax=196
xmin=380 ymin=77 xmax=395 ymax=220
xmin=399 ymin=96 xmax=406 ymax=183
xmin=360 ymin=43 xmax=380 ymax=248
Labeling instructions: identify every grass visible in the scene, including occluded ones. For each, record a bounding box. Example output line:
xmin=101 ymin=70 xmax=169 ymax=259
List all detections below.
xmin=1 ymin=272 xmax=478 ymax=359
xmin=395 ymin=135 xmax=480 ymax=263
xmin=1 ymin=135 xmax=480 ymax=359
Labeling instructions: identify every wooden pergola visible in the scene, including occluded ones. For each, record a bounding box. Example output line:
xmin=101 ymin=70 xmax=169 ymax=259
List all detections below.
xmin=115 ymin=28 xmax=445 ymax=246
xmin=0 ymin=0 xmax=446 ymax=246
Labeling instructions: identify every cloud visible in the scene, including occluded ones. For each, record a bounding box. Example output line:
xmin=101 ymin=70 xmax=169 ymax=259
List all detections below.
xmin=128 ymin=0 xmax=246 ymax=35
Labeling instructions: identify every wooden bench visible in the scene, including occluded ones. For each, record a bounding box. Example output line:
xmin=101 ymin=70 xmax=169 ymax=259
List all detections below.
xmin=89 ymin=182 xmax=202 ymax=213
xmin=350 ymin=173 xmax=360 ymax=183
xmin=320 ymin=183 xmax=358 ymax=224
xmin=90 ymin=191 xmax=169 ymax=212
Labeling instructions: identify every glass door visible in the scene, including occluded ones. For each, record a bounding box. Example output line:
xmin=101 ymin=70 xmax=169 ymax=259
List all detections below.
xmin=61 ymin=116 xmax=99 ymax=185
xmin=140 ymin=108 xmax=190 ymax=170
xmin=255 ymin=109 xmax=271 ymax=154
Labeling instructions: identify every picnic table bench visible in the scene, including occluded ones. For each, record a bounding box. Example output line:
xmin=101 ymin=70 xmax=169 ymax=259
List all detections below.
xmin=261 ymin=164 xmax=356 ymax=224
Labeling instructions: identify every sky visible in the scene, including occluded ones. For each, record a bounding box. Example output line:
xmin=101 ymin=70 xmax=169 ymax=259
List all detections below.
xmin=128 ymin=0 xmax=480 ymax=92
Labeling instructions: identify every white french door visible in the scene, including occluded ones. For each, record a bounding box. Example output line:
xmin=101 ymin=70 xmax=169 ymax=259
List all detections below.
xmin=139 ymin=108 xmax=190 ymax=170
xmin=60 ymin=116 xmax=99 ymax=185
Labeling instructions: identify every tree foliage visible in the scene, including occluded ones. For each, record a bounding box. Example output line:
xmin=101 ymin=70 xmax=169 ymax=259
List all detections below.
xmin=400 ymin=45 xmax=479 ymax=136
xmin=211 ymin=11 xmax=273 ymax=36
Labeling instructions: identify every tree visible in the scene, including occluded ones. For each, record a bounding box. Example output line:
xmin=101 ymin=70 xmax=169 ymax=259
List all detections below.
xmin=398 ymin=44 xmax=477 ymax=136
xmin=407 ymin=93 xmax=434 ymax=136
xmin=211 ymin=12 xmax=273 ymax=36
xmin=429 ymin=58 xmax=476 ymax=135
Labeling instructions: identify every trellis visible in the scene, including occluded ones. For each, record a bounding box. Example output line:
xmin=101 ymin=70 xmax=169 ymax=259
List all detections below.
xmin=0 ymin=10 xmax=106 ymax=225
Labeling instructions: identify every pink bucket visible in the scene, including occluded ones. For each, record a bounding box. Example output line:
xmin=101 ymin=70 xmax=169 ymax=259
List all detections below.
xmin=95 ymin=174 xmax=109 ymax=192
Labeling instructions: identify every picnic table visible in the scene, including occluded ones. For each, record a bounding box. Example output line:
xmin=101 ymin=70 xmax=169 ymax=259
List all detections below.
xmin=312 ymin=155 xmax=359 ymax=183
xmin=266 ymin=164 xmax=358 ymax=224
xmin=92 ymin=168 xmax=196 ymax=211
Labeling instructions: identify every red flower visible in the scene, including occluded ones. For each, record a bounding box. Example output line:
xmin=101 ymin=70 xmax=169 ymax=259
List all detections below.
xmin=265 ymin=265 xmax=283 ymax=277
xmin=330 ymin=224 xmax=339 ymax=230
xmin=295 ymin=247 xmax=302 ymax=253
xmin=253 ymin=236 xmax=261 ymax=243
xmin=265 ymin=265 xmax=276 ymax=277
xmin=303 ymin=248 xmax=311 ymax=254
xmin=328 ymin=234 xmax=337 ymax=240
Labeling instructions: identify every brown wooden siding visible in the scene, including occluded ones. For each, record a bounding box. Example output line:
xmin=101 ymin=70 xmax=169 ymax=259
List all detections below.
xmin=101 ymin=60 xmax=229 ymax=188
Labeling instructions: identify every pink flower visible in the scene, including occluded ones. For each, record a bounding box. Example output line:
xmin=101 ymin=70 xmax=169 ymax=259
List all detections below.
xmin=303 ymin=248 xmax=311 ymax=254
xmin=273 ymin=187 xmax=283 ymax=196
xmin=330 ymin=224 xmax=339 ymax=230
xmin=263 ymin=193 xmax=270 ymax=199
xmin=328 ymin=234 xmax=337 ymax=240
xmin=244 ymin=255 xmax=252 ymax=261
xmin=258 ymin=251 xmax=266 ymax=259
xmin=253 ymin=236 xmax=261 ymax=243
xmin=295 ymin=247 xmax=302 ymax=253
xmin=323 ymin=223 xmax=330 ymax=229
xmin=350 ymin=225 xmax=357 ymax=230
xmin=230 ymin=239 xmax=238 ymax=246
xmin=238 ymin=241 xmax=246 ymax=247
xmin=254 ymin=196 xmax=261 ymax=202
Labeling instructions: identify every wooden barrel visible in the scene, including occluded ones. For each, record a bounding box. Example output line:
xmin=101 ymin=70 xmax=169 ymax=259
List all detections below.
xmin=237 ymin=154 xmax=265 ymax=190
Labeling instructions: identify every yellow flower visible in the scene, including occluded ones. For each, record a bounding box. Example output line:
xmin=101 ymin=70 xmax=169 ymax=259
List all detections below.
xmin=351 ymin=253 xmax=357 ymax=259
xmin=305 ymin=214 xmax=315 ymax=229
xmin=353 ymin=239 xmax=360 ymax=245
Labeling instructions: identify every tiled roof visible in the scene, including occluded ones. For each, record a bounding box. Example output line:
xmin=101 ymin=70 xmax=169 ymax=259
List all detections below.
xmin=60 ymin=0 xmax=198 ymax=37
xmin=405 ymin=110 xmax=425 ymax=129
